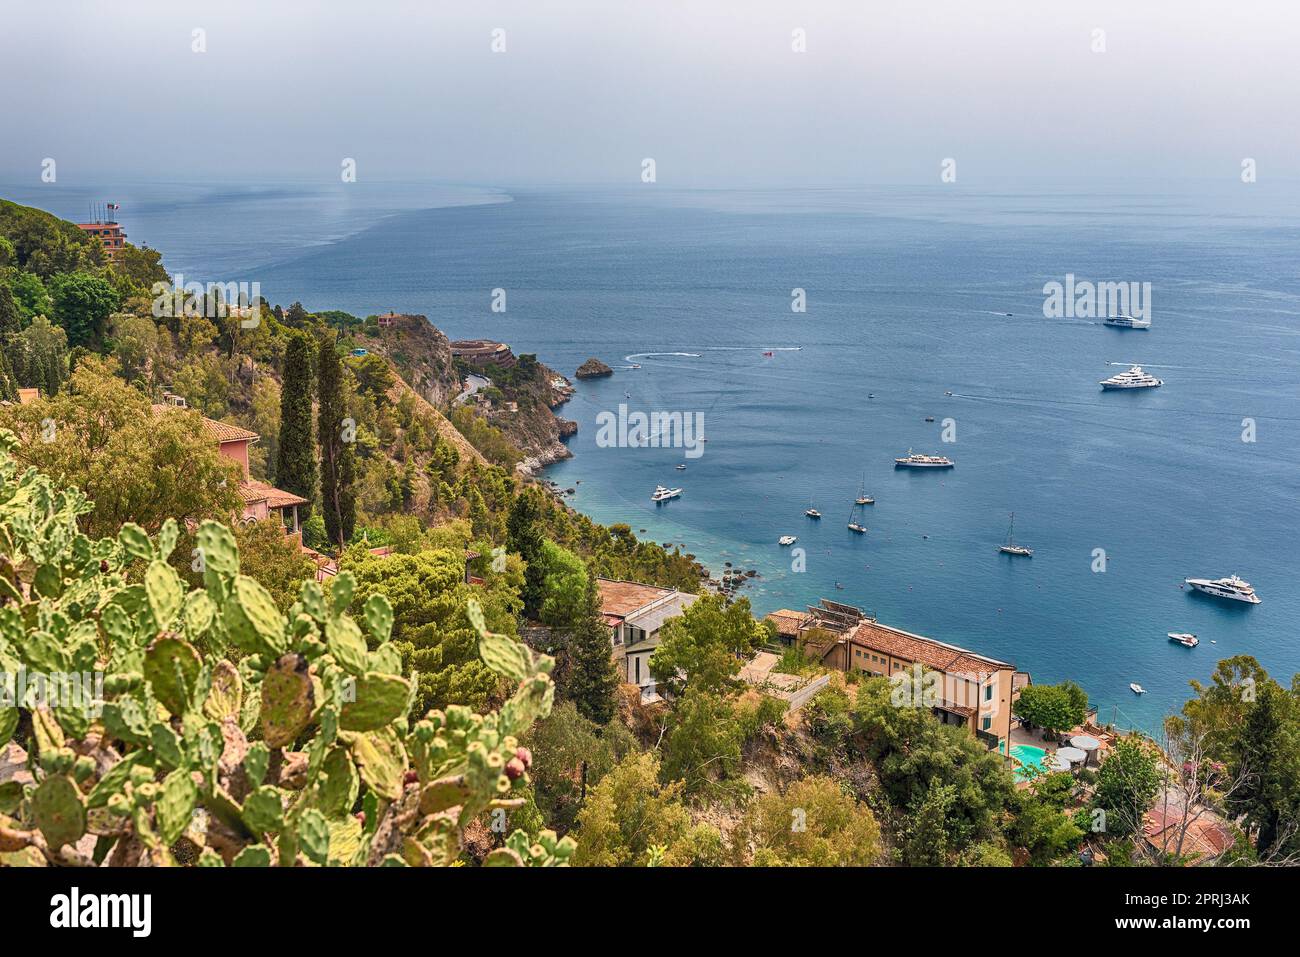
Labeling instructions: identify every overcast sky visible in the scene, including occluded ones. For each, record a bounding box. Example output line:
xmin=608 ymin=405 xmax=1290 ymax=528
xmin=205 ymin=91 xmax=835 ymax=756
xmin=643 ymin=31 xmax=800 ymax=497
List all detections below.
xmin=3 ymin=1 xmax=1297 ymax=186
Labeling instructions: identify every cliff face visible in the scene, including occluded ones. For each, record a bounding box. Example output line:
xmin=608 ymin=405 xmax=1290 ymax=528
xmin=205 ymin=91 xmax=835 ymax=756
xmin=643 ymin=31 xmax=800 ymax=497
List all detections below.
xmin=363 ymin=315 xmax=575 ymax=474
xmin=355 ymin=314 xmax=461 ymax=408
xmin=475 ymin=359 xmax=576 ymax=474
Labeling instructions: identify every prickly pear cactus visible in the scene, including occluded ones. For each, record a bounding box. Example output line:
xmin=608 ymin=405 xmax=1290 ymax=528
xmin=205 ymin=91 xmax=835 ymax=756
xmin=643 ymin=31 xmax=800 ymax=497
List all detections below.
xmin=0 ymin=430 xmax=574 ymax=867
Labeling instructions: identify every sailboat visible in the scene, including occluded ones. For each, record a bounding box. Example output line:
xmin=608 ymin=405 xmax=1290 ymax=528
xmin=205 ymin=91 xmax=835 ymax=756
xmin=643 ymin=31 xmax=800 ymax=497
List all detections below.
xmin=854 ymin=473 xmax=874 ymax=506
xmin=847 ymin=504 xmax=867 ymax=534
xmin=997 ymin=512 xmax=1033 ymax=557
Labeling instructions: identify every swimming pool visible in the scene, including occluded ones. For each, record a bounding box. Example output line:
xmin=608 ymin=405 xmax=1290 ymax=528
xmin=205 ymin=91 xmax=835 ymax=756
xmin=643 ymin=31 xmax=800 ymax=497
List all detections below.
xmin=1010 ymin=744 xmax=1048 ymax=781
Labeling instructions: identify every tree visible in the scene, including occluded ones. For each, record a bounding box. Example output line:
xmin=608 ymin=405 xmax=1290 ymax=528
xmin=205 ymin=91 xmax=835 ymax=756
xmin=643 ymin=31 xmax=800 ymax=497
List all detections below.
xmin=233 ymin=518 xmax=319 ymax=612
xmin=507 ymin=486 xmax=546 ymax=618
xmin=1226 ymin=681 xmax=1300 ymax=857
xmin=344 ymin=548 xmax=519 ymax=714
xmin=1093 ymin=737 xmax=1162 ymax=837
xmin=659 ymin=690 xmax=748 ymax=803
xmin=649 ymin=593 xmax=764 ymax=697
xmin=48 ymin=271 xmax=120 ymax=347
xmin=0 ymin=357 xmax=241 ymax=536
xmin=0 ymin=282 xmax=19 ymax=339
xmin=572 ymin=752 xmax=720 ymax=866
xmin=732 ymin=775 xmax=881 ymax=866
xmin=110 ymin=313 xmax=159 ymax=384
xmin=1005 ymin=771 xmax=1085 ymax=865
xmin=317 ymin=335 xmax=356 ymax=547
xmin=535 ymin=540 xmax=620 ymax=723
xmin=275 ymin=333 xmax=316 ymax=517
xmin=1013 ymin=682 xmax=1085 ymax=737
xmin=850 ymin=678 xmax=1015 ymax=861
xmin=522 ymin=701 xmax=638 ymax=834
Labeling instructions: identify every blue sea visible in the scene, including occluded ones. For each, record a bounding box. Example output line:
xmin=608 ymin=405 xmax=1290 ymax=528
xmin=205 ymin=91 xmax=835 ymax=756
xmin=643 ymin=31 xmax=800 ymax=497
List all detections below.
xmin=7 ymin=179 xmax=1299 ymax=732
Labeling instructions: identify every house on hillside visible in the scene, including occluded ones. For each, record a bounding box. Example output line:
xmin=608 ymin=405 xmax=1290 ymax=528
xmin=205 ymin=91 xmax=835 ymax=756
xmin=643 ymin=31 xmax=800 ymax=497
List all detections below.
xmin=151 ymin=403 xmax=307 ymax=540
xmin=770 ymin=599 xmax=1026 ymax=754
xmin=596 ymin=578 xmax=698 ymax=702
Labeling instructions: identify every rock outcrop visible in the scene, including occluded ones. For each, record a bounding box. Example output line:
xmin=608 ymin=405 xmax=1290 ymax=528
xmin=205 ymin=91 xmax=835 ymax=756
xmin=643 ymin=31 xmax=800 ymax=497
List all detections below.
xmin=575 ymin=357 xmax=614 ymax=379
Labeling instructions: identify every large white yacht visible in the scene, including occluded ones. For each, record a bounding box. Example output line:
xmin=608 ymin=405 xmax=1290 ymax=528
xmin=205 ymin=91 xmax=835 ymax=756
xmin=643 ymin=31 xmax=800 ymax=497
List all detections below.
xmin=651 ymin=485 xmax=682 ymax=503
xmin=1104 ymin=314 xmax=1151 ymax=330
xmin=1100 ymin=365 xmax=1163 ymax=390
xmin=1185 ymin=575 xmax=1261 ymax=604
xmin=894 ymin=449 xmax=955 ymax=468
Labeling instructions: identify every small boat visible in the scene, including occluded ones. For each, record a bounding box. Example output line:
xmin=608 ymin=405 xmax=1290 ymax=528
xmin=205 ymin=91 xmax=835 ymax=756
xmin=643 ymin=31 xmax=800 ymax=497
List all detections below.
xmin=924 ymin=416 xmax=935 ymax=423
xmin=762 ymin=351 xmax=774 ymax=358
xmin=778 ymin=535 xmax=797 ymax=546
xmin=675 ymin=464 xmax=687 ymax=470
xmin=1104 ymin=314 xmax=1151 ymax=330
xmin=1168 ymin=632 xmax=1199 ymax=648
xmin=651 ymin=485 xmax=682 ymax=503
xmin=997 ymin=512 xmax=1033 ymax=557
xmin=847 ymin=519 xmax=867 ymax=534
xmin=944 ymin=390 xmax=953 ymax=396
xmin=805 ymin=508 xmax=821 ymax=519
xmin=1129 ymin=683 xmax=1146 ymax=695
xmin=854 ymin=473 xmax=874 ymax=506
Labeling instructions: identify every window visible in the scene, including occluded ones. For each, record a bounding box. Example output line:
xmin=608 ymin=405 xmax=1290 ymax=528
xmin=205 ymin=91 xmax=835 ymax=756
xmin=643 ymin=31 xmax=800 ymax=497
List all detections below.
xmin=984 ymin=683 xmax=994 ymax=701
xmin=981 ymin=715 xmax=992 ymax=730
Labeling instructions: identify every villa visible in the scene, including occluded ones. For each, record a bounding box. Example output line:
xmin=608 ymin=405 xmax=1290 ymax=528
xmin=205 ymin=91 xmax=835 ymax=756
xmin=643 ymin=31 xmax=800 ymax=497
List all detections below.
xmin=151 ymin=401 xmax=307 ymax=540
xmin=596 ymin=578 xmax=698 ymax=701
xmin=769 ymin=599 xmax=1027 ymax=754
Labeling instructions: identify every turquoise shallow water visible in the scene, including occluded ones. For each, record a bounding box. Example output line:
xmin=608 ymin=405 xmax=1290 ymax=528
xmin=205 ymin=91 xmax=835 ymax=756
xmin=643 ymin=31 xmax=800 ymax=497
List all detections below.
xmin=6 ymin=180 xmax=1298 ymax=734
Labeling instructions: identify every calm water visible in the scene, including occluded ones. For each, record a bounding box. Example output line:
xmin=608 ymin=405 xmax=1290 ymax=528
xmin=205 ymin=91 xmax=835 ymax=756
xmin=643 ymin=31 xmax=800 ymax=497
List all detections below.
xmin=7 ymin=180 xmax=1299 ymax=731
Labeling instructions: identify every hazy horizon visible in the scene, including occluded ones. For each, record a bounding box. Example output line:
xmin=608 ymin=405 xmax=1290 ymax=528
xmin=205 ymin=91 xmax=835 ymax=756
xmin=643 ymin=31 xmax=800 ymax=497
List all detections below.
xmin=4 ymin=0 xmax=1298 ymax=188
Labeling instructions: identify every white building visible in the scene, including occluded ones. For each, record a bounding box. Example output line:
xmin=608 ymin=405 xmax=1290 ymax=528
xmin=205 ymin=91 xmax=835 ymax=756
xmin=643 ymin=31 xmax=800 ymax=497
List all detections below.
xmin=595 ymin=578 xmax=698 ymax=701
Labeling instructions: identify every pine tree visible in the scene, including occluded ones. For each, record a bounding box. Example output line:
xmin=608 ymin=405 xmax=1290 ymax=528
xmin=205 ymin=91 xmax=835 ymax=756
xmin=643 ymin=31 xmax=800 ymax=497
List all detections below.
xmin=0 ymin=284 xmax=20 ymax=340
xmin=507 ymin=486 xmax=546 ymax=618
xmin=566 ymin=577 xmax=620 ymax=724
xmin=317 ymin=334 xmax=356 ymax=548
xmin=275 ymin=333 xmax=317 ymax=516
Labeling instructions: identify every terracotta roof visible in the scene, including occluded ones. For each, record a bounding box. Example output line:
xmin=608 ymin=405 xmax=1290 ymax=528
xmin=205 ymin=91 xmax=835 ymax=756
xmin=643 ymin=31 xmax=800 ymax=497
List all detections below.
xmin=1144 ymin=804 xmax=1233 ymax=859
xmin=150 ymin=404 xmax=259 ymax=444
xmin=239 ymin=480 xmax=307 ymax=508
xmin=846 ymin=619 xmax=1012 ymax=677
xmin=596 ymin=578 xmax=675 ymax=618
xmin=766 ymin=609 xmax=811 ymax=638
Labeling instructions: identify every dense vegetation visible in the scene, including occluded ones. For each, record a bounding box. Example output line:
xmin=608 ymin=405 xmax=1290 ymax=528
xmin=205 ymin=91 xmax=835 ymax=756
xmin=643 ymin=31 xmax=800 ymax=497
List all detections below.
xmin=3 ymin=197 xmax=1297 ymax=868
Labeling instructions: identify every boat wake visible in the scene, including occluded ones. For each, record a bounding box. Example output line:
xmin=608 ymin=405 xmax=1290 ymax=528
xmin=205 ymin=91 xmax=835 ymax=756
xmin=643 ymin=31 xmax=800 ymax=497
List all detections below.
xmin=624 ymin=352 xmax=701 ymax=362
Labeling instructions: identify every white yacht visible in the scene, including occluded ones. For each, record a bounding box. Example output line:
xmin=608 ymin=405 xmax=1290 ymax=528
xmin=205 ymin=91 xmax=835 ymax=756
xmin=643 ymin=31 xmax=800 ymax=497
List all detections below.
xmin=894 ymin=449 xmax=955 ymax=468
xmin=1130 ymin=683 xmax=1146 ymax=695
xmin=1168 ymin=632 xmax=1200 ymax=648
xmin=1100 ymin=365 xmax=1162 ymax=390
xmin=805 ymin=508 xmax=822 ymax=519
xmin=778 ymin=535 xmax=797 ymax=546
xmin=1185 ymin=575 xmax=1260 ymax=604
xmin=1104 ymin=314 xmax=1151 ymax=330
xmin=651 ymin=485 xmax=682 ymax=503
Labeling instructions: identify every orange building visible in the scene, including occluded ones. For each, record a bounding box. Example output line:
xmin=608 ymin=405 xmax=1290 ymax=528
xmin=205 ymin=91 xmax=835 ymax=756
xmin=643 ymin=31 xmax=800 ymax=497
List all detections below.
xmin=76 ymin=204 xmax=127 ymax=261
xmin=151 ymin=404 xmax=307 ymax=540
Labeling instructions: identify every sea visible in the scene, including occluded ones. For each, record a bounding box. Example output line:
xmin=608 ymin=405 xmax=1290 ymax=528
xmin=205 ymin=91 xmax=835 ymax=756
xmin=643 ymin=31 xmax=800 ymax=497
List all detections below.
xmin=5 ymin=178 xmax=1299 ymax=733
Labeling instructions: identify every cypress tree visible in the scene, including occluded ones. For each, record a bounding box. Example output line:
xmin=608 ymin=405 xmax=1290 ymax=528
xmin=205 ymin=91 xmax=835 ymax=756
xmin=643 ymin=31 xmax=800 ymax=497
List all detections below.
xmin=275 ymin=333 xmax=317 ymax=516
xmin=0 ymin=284 xmax=19 ymax=340
xmin=507 ymin=486 xmax=547 ymax=618
xmin=317 ymin=334 xmax=356 ymax=547
xmin=566 ymin=576 xmax=620 ymax=724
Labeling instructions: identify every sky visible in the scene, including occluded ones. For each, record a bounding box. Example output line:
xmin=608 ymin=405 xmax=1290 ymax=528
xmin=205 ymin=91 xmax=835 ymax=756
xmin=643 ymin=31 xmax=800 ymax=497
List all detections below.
xmin=2 ymin=0 xmax=1298 ymax=187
